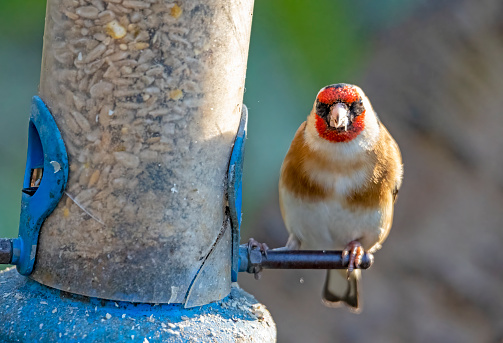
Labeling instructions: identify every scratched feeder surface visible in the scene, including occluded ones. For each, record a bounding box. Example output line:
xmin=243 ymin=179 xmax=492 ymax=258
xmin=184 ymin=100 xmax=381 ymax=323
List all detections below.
xmin=0 ymin=268 xmax=276 ymax=342
xmin=32 ymin=0 xmax=254 ymax=305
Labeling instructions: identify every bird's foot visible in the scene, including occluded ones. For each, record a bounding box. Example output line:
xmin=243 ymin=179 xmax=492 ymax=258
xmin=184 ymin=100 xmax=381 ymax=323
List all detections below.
xmin=342 ymin=241 xmax=364 ymax=279
xmin=247 ymin=238 xmax=269 ymax=280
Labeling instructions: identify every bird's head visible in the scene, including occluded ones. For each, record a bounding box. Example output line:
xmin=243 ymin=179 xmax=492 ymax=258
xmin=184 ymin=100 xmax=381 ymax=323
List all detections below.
xmin=313 ymin=84 xmax=368 ymax=143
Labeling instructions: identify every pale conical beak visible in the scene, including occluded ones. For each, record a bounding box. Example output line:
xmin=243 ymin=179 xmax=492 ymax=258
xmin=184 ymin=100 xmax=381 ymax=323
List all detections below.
xmin=329 ymin=103 xmax=349 ymax=131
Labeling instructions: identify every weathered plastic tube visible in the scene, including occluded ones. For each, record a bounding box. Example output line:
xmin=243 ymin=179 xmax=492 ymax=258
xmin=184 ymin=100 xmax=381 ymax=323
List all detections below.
xmin=32 ymin=0 xmax=254 ymax=307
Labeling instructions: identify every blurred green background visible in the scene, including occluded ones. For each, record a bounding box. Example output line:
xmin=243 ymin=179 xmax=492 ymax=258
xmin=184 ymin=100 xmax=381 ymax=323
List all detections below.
xmin=2 ymin=1 xmax=503 ymax=342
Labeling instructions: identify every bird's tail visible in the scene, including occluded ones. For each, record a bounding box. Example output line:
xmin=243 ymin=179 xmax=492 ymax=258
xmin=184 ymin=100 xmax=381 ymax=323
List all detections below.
xmin=322 ymin=269 xmax=361 ymax=313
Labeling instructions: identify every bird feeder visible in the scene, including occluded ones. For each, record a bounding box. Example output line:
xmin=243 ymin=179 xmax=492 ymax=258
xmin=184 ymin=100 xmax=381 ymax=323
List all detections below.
xmin=33 ymin=0 xmax=254 ymax=306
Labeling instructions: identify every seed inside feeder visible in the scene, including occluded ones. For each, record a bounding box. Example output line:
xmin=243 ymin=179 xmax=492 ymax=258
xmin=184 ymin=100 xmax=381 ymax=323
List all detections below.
xmin=169 ymin=89 xmax=183 ymax=100
xmin=170 ymin=4 xmax=183 ymax=19
xmin=105 ymin=20 xmax=127 ymax=39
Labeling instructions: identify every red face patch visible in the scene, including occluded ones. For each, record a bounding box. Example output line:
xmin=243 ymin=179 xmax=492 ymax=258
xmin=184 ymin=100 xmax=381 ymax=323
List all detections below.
xmin=317 ymin=85 xmax=360 ymax=105
xmin=314 ymin=85 xmax=366 ymax=142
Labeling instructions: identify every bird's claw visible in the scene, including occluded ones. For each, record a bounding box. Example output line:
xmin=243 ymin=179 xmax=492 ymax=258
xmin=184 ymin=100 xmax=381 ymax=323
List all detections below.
xmin=343 ymin=241 xmax=364 ymax=279
xmin=247 ymin=238 xmax=269 ymax=258
xmin=247 ymin=238 xmax=269 ymax=279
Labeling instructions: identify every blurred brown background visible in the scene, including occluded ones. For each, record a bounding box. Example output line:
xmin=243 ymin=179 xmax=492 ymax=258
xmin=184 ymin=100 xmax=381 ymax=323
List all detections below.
xmin=1 ymin=0 xmax=503 ymax=342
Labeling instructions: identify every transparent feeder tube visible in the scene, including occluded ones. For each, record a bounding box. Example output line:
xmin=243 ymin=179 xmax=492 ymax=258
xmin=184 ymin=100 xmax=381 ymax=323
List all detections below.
xmin=32 ymin=0 xmax=254 ymax=306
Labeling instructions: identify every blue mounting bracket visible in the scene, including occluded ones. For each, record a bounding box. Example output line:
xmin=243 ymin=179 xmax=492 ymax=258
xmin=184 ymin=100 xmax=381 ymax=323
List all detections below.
xmin=11 ymin=96 xmax=69 ymax=275
xmin=228 ymin=105 xmax=248 ymax=282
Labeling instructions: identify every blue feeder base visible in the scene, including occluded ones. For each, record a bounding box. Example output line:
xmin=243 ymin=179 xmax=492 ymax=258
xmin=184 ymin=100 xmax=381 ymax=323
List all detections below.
xmin=0 ymin=268 xmax=276 ymax=342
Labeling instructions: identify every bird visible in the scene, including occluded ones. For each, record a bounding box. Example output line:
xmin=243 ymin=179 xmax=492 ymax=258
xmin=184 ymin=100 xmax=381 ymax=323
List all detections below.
xmin=278 ymin=83 xmax=403 ymax=312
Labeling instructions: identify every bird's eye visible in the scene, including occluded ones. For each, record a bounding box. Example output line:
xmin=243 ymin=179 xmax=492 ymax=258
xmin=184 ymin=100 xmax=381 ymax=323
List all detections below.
xmin=316 ymin=101 xmax=330 ymax=119
xmin=350 ymin=100 xmax=364 ymax=116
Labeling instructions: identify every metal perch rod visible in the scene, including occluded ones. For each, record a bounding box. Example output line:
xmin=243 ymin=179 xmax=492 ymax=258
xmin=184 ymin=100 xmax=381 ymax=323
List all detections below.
xmin=238 ymin=245 xmax=374 ymax=274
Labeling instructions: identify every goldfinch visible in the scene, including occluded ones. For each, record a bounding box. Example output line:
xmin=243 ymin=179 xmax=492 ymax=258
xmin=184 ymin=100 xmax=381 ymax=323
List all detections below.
xmin=278 ymin=83 xmax=403 ymax=312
